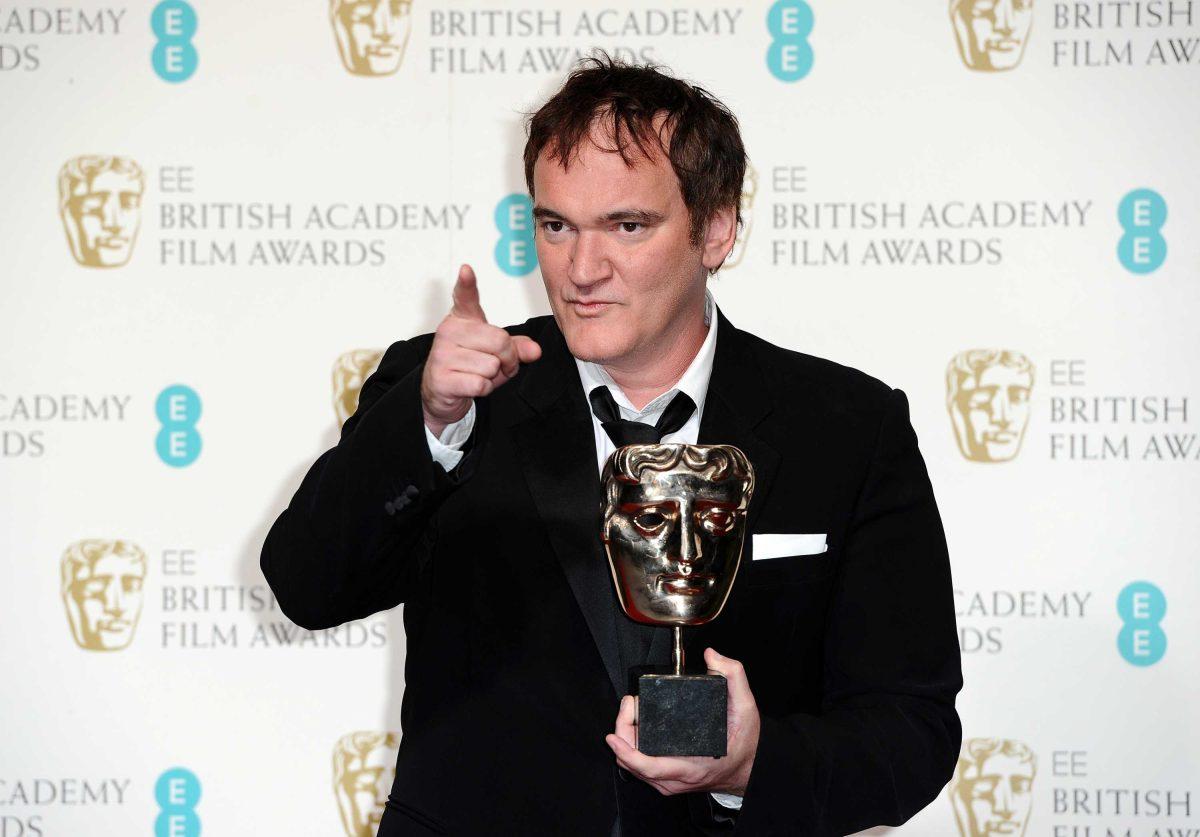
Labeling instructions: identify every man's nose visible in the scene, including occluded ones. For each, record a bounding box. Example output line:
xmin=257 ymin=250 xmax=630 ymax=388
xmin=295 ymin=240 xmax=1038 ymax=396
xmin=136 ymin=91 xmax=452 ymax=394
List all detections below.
xmin=568 ymin=231 xmax=612 ymax=287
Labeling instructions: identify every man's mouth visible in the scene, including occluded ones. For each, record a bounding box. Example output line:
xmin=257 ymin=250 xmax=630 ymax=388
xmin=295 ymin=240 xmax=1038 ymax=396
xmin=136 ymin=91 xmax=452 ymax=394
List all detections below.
xmin=657 ymin=573 xmax=715 ymax=596
xmin=569 ymin=301 xmax=614 ymax=318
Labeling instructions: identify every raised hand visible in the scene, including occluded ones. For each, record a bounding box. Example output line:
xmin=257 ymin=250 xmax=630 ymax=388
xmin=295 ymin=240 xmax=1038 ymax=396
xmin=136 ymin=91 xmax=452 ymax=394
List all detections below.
xmin=420 ymin=264 xmax=542 ymax=437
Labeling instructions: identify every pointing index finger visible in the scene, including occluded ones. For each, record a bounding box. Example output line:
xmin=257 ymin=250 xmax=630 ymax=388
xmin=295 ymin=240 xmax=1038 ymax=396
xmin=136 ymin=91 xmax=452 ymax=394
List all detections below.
xmin=450 ymin=263 xmax=487 ymax=323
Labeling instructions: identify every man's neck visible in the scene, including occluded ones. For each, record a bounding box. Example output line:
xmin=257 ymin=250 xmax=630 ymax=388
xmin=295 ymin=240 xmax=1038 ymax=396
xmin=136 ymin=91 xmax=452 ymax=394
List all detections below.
xmin=601 ymin=299 xmax=709 ymax=411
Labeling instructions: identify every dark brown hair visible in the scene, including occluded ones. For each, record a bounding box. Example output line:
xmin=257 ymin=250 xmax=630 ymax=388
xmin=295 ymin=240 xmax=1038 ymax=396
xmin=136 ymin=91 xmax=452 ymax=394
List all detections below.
xmin=523 ymin=54 xmax=747 ymax=247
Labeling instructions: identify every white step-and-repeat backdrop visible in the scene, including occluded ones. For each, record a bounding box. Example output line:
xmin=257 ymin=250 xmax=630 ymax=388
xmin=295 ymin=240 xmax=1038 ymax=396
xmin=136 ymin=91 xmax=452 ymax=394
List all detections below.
xmin=1 ymin=0 xmax=1196 ymax=834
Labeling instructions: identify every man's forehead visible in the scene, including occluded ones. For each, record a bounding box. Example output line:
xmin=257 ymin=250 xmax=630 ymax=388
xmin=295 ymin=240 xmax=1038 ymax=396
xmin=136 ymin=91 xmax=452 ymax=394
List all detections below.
xmin=533 ymin=124 xmax=678 ymax=205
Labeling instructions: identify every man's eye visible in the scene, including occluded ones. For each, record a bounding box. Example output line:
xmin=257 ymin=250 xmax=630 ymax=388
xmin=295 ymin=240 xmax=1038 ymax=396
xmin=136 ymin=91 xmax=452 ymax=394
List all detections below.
xmin=619 ymin=222 xmax=642 ymax=234
xmin=543 ymin=221 xmax=565 ymax=233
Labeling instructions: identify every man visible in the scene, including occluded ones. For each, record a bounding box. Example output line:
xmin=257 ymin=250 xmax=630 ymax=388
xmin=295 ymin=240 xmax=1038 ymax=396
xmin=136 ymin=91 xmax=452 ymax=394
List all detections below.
xmin=261 ymin=57 xmax=962 ymax=835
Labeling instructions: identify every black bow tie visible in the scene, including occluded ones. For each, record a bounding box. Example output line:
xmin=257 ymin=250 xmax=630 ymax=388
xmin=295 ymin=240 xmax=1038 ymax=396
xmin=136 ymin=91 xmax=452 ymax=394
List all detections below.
xmin=588 ymin=385 xmax=696 ymax=447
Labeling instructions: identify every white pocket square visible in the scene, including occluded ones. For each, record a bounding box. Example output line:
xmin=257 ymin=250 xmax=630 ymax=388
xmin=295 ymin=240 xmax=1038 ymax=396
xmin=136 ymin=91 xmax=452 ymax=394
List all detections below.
xmin=751 ymin=533 xmax=828 ymax=560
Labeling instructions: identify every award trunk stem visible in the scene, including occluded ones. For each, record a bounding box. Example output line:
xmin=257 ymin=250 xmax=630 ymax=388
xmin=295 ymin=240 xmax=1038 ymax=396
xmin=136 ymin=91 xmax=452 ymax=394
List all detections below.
xmin=672 ymin=626 xmax=684 ymax=676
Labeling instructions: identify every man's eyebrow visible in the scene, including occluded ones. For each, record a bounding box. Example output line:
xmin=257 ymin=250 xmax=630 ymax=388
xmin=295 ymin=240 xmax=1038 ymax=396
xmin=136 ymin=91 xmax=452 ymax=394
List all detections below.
xmin=600 ymin=209 xmax=665 ymax=224
xmin=531 ymin=206 xmax=666 ymax=225
xmin=532 ymin=205 xmax=568 ymax=221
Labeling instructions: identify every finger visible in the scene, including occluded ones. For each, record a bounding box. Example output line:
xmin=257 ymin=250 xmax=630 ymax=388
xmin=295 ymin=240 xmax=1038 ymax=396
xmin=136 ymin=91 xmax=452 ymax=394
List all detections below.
xmin=436 ymin=371 xmax=494 ymax=400
xmin=450 ymin=263 xmax=487 ymax=323
xmin=447 ymin=320 xmax=519 ymax=360
xmin=513 ymin=335 xmax=542 ymax=364
xmin=704 ymin=647 xmax=756 ymax=710
xmin=444 ymin=346 xmax=503 ymax=381
xmin=614 ymin=695 xmax=637 ymax=749
xmin=606 ymin=739 xmax=696 ymax=782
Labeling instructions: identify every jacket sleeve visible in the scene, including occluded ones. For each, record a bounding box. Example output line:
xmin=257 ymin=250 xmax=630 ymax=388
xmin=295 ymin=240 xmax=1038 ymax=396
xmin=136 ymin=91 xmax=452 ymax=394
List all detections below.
xmin=260 ymin=334 xmax=483 ymax=631
xmin=736 ymin=388 xmax=963 ymax=836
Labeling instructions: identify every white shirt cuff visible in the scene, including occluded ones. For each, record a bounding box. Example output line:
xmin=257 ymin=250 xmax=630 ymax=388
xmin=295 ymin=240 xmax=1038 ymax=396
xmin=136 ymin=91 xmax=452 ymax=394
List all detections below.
xmin=424 ymin=402 xmax=475 ymax=471
xmin=710 ymin=792 xmax=743 ymax=810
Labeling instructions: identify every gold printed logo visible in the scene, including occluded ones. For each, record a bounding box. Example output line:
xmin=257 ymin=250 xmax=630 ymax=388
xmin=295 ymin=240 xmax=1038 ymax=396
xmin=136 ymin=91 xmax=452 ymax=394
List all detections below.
xmin=724 ymin=165 xmax=758 ymax=270
xmin=330 ymin=0 xmax=414 ymax=76
xmin=58 ymin=155 xmax=145 ymax=268
xmin=950 ymin=0 xmax=1034 ymax=72
xmin=946 ymin=350 xmax=1034 ymax=462
xmin=949 ymin=738 xmax=1036 ymax=837
xmin=333 ymin=349 xmax=384 ymax=426
xmin=333 ymin=731 xmax=400 ymax=836
xmin=61 ymin=539 xmax=147 ymax=651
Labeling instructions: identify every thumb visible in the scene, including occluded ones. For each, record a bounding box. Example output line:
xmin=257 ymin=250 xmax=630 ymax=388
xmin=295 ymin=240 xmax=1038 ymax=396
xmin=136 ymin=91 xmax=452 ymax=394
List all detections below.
xmin=513 ymin=335 xmax=542 ymax=363
xmin=450 ymin=263 xmax=487 ymax=322
xmin=704 ymin=647 xmax=756 ymax=709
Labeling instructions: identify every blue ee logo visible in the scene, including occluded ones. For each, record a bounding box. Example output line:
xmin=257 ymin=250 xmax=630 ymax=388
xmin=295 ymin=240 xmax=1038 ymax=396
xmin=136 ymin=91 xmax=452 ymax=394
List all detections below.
xmin=494 ymin=194 xmax=537 ymax=277
xmin=156 ymin=385 xmax=202 ymax=467
xmin=151 ymin=0 xmax=198 ymax=83
xmin=155 ymin=767 xmax=201 ymax=836
xmin=1117 ymin=188 xmax=1166 ymax=274
xmin=1117 ymin=581 xmax=1166 ymax=666
xmin=767 ymin=0 xmax=814 ymax=82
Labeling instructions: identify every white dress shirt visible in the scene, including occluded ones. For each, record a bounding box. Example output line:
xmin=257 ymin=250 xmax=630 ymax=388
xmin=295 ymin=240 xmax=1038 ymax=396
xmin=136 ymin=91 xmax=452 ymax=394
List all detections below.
xmin=422 ymin=288 xmax=743 ymax=811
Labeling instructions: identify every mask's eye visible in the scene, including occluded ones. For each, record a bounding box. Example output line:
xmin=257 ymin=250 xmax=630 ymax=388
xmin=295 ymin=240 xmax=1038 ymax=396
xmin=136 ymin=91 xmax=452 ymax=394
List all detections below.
xmin=699 ymin=509 xmax=735 ymax=536
xmin=632 ymin=511 xmax=665 ymax=535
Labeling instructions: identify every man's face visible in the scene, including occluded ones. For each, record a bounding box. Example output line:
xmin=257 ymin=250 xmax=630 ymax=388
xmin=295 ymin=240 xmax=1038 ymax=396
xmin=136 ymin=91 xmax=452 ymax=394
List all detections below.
xmin=603 ymin=459 xmax=748 ymax=626
xmin=65 ymin=169 xmax=143 ymax=267
xmin=952 ymin=0 xmax=1034 ymax=71
xmin=65 ymin=551 xmax=146 ymax=650
xmin=337 ymin=747 xmax=392 ymax=836
xmin=953 ymin=753 xmax=1035 ymax=836
xmin=951 ymin=364 xmax=1032 ymax=462
xmin=532 ymin=126 xmax=716 ymax=370
xmin=332 ymin=0 xmax=412 ymax=76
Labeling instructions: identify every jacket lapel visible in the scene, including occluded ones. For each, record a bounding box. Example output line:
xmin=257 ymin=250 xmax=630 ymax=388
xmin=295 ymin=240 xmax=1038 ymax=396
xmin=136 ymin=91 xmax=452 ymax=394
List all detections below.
xmin=510 ymin=319 xmax=624 ymax=699
xmin=640 ymin=308 xmax=784 ymax=672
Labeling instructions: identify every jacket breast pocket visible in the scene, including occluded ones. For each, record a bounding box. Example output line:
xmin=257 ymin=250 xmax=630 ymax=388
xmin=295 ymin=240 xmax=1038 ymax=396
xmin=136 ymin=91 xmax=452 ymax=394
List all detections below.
xmin=741 ymin=533 xmax=836 ymax=587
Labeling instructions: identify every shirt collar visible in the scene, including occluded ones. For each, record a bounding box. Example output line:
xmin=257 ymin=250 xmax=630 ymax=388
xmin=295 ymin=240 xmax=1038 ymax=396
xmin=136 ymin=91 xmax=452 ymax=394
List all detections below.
xmin=574 ymin=288 xmax=718 ymax=422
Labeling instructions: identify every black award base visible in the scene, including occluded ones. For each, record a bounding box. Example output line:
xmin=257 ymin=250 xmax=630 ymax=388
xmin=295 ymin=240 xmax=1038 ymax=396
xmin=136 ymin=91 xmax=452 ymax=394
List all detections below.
xmin=636 ymin=673 xmax=727 ymax=757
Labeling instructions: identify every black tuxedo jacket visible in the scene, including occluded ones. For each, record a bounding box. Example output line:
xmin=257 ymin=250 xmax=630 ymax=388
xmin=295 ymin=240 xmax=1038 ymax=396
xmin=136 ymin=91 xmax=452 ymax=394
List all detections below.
xmin=261 ymin=308 xmax=962 ymax=836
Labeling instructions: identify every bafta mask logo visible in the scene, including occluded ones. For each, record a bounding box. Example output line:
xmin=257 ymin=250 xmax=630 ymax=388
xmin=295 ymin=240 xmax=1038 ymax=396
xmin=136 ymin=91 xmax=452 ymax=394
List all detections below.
xmin=58 ymin=155 xmax=145 ymax=268
xmin=950 ymin=0 xmax=1034 ymax=72
xmin=332 ymin=731 xmax=400 ymax=837
xmin=602 ymin=444 xmax=754 ymax=626
xmin=946 ymin=350 xmax=1034 ymax=463
xmin=330 ymin=0 xmax=413 ymax=76
xmin=61 ymin=539 xmax=147 ymax=651
xmin=949 ymin=738 xmax=1036 ymax=837
xmin=724 ymin=165 xmax=758 ymax=270
xmin=333 ymin=349 xmax=384 ymax=426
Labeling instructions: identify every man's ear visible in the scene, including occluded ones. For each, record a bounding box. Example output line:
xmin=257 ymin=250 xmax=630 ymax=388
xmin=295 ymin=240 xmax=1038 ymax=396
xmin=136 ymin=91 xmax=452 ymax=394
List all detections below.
xmin=701 ymin=205 xmax=739 ymax=274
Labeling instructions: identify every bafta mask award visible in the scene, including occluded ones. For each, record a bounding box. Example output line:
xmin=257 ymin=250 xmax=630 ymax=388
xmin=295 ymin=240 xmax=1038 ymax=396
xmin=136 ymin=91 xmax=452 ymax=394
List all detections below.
xmin=601 ymin=443 xmax=755 ymax=757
